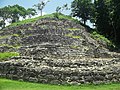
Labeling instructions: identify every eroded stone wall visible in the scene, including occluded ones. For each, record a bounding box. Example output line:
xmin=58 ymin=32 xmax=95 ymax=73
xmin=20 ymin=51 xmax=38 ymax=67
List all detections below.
xmin=0 ymin=57 xmax=120 ymax=85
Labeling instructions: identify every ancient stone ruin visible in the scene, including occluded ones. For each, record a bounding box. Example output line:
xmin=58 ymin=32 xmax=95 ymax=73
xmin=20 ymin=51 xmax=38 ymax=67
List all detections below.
xmin=0 ymin=18 xmax=120 ymax=85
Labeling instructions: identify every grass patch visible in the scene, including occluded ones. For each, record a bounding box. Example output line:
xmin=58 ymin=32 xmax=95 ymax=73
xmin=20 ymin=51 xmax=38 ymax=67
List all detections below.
xmin=91 ymin=31 xmax=115 ymax=47
xmin=0 ymin=35 xmax=11 ymax=39
xmin=57 ymin=13 xmax=75 ymax=21
xmin=0 ymin=52 xmax=19 ymax=61
xmin=7 ymin=13 xmax=76 ymax=28
xmin=0 ymin=78 xmax=120 ymax=90
xmin=72 ymin=36 xmax=81 ymax=39
xmin=0 ymin=44 xmax=20 ymax=49
xmin=65 ymin=33 xmax=81 ymax=39
xmin=13 ymin=34 xmax=19 ymax=37
xmin=70 ymin=45 xmax=80 ymax=49
xmin=7 ymin=14 xmax=54 ymax=27
xmin=0 ymin=34 xmax=20 ymax=39
xmin=67 ymin=28 xmax=80 ymax=31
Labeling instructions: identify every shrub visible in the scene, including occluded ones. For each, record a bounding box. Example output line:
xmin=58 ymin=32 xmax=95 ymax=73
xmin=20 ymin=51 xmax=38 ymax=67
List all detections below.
xmin=91 ymin=31 xmax=115 ymax=47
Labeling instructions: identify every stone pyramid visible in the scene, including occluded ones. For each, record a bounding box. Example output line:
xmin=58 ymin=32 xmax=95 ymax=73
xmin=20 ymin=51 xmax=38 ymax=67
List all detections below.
xmin=0 ymin=17 xmax=120 ymax=85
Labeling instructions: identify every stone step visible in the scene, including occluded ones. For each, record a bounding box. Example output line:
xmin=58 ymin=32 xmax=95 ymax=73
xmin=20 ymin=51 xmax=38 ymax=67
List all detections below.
xmin=10 ymin=56 xmax=120 ymax=68
xmin=1 ymin=58 xmax=120 ymax=74
xmin=0 ymin=59 xmax=120 ymax=85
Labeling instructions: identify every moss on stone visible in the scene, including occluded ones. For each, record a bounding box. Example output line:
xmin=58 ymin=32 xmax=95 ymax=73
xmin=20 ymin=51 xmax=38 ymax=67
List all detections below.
xmin=70 ymin=45 xmax=80 ymax=49
xmin=0 ymin=35 xmax=11 ymax=39
xmin=65 ymin=33 xmax=81 ymax=39
xmin=67 ymin=28 xmax=80 ymax=31
xmin=0 ymin=52 xmax=19 ymax=61
xmin=13 ymin=34 xmax=19 ymax=37
xmin=0 ymin=44 xmax=20 ymax=49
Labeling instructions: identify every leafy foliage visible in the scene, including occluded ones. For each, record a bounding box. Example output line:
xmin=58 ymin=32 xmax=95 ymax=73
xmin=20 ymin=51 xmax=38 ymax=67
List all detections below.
xmin=71 ymin=0 xmax=93 ymax=25
xmin=112 ymin=0 xmax=120 ymax=44
xmin=27 ymin=8 xmax=37 ymax=18
xmin=0 ymin=5 xmax=36 ymax=29
xmin=54 ymin=4 xmax=70 ymax=19
xmin=71 ymin=0 xmax=120 ymax=46
xmin=95 ymin=0 xmax=113 ymax=39
xmin=33 ymin=0 xmax=49 ymax=16
xmin=91 ymin=31 xmax=114 ymax=47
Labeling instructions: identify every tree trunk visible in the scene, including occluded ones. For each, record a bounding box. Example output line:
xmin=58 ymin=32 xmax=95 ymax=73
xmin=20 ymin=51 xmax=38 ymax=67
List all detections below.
xmin=111 ymin=21 xmax=117 ymax=42
xmin=83 ymin=19 xmax=86 ymax=25
xmin=41 ymin=10 xmax=42 ymax=16
xmin=2 ymin=19 xmax=5 ymax=28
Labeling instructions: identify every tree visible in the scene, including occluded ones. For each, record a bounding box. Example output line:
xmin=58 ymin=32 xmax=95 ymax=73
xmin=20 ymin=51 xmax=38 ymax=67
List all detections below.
xmin=91 ymin=0 xmax=120 ymax=45
xmin=33 ymin=0 xmax=49 ymax=16
xmin=54 ymin=4 xmax=69 ymax=19
xmin=71 ymin=0 xmax=93 ymax=25
xmin=0 ymin=6 xmax=11 ymax=28
xmin=89 ymin=1 xmax=97 ymax=25
xmin=112 ymin=0 xmax=120 ymax=43
xmin=0 ymin=20 xmax=5 ymax=29
xmin=0 ymin=5 xmax=36 ymax=28
xmin=95 ymin=0 xmax=113 ymax=39
xmin=71 ymin=0 xmax=120 ymax=45
xmin=10 ymin=4 xmax=27 ymax=23
xmin=27 ymin=8 xmax=37 ymax=18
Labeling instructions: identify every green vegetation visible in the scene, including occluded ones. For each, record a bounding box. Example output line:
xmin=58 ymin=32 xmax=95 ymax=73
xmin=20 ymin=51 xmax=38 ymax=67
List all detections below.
xmin=71 ymin=0 xmax=92 ymax=25
xmin=0 ymin=5 xmax=36 ymax=28
xmin=91 ymin=31 xmax=115 ymax=47
xmin=57 ymin=13 xmax=75 ymax=21
xmin=65 ymin=33 xmax=81 ymax=39
xmin=67 ymin=28 xmax=80 ymax=31
xmin=8 ymin=14 xmax=53 ymax=27
xmin=8 ymin=13 xmax=75 ymax=28
xmin=0 ymin=52 xmax=19 ymax=61
xmin=0 ymin=0 xmax=120 ymax=46
xmin=13 ymin=34 xmax=19 ymax=37
xmin=55 ymin=4 xmax=69 ymax=19
xmin=0 ymin=34 xmax=20 ymax=39
xmin=33 ymin=0 xmax=49 ymax=16
xmin=0 ymin=35 xmax=11 ymax=39
xmin=70 ymin=45 xmax=80 ymax=49
xmin=0 ymin=78 xmax=120 ymax=90
xmin=71 ymin=0 xmax=120 ymax=45
xmin=0 ymin=44 xmax=20 ymax=49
